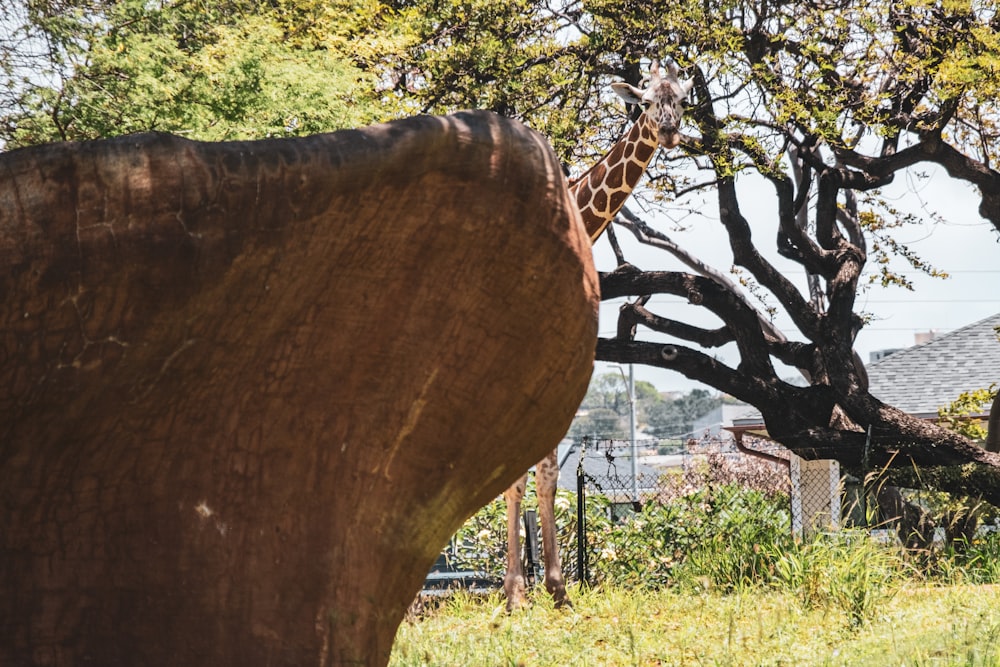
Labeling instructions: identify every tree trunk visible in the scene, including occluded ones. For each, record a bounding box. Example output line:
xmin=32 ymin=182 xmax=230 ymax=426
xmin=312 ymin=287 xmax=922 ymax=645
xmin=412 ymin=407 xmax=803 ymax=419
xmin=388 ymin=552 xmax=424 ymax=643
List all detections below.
xmin=987 ymin=390 xmax=1000 ymax=453
xmin=0 ymin=112 xmax=598 ymax=665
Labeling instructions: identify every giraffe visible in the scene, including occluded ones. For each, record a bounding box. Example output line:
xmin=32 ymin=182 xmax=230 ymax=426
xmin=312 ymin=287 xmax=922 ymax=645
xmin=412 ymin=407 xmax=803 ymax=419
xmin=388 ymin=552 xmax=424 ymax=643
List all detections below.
xmin=502 ymin=59 xmax=694 ymax=611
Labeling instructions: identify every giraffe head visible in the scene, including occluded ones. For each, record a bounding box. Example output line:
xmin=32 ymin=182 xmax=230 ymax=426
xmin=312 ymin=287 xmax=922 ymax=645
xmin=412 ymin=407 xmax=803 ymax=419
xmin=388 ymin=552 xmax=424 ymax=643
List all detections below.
xmin=610 ymin=60 xmax=693 ymax=149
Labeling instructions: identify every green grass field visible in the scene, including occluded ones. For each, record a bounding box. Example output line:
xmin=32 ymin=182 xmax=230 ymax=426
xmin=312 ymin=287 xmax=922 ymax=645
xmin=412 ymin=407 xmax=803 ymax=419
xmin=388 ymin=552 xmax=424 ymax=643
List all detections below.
xmin=391 ymin=584 xmax=1000 ymax=666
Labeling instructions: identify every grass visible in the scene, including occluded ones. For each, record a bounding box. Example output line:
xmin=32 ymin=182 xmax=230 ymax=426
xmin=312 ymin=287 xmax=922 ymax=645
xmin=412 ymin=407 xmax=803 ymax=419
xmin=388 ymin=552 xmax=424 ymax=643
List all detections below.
xmin=390 ymin=584 xmax=1000 ymax=666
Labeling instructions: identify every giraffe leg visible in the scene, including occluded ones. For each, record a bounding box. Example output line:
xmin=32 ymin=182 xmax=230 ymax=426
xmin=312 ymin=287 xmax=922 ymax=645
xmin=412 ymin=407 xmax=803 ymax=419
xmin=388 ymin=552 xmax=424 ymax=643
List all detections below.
xmin=502 ymin=473 xmax=528 ymax=612
xmin=536 ymin=449 xmax=571 ymax=608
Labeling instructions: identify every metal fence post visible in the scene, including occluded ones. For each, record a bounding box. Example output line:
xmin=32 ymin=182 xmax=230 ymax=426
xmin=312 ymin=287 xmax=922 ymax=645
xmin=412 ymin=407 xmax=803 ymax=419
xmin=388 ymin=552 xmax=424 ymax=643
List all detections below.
xmin=576 ymin=436 xmax=589 ymax=588
xmin=861 ymin=424 xmax=872 ymax=528
xmin=523 ymin=509 xmax=541 ymax=587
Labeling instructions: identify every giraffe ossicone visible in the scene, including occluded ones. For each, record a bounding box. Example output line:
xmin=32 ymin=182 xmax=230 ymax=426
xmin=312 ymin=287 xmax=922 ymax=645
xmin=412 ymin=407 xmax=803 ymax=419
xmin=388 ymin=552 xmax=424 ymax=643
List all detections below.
xmin=502 ymin=59 xmax=694 ymax=612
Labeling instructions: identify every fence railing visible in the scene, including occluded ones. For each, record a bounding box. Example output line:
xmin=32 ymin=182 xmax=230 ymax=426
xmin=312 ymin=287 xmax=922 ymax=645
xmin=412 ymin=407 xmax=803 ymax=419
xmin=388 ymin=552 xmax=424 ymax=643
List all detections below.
xmin=567 ymin=435 xmax=791 ymax=586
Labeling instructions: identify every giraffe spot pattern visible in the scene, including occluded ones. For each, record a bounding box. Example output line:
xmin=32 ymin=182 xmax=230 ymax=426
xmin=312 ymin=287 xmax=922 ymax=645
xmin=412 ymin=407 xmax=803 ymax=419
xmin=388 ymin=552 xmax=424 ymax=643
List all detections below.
xmin=608 ymin=142 xmax=626 ymax=166
xmin=588 ymin=163 xmax=607 ymax=189
xmin=607 ymin=163 xmax=625 ymax=190
xmin=634 ymin=141 xmax=655 ymax=163
xmin=609 ymin=189 xmax=629 ymax=213
xmin=592 ymin=187 xmax=608 ymax=213
xmin=626 ymin=160 xmax=644 ymax=184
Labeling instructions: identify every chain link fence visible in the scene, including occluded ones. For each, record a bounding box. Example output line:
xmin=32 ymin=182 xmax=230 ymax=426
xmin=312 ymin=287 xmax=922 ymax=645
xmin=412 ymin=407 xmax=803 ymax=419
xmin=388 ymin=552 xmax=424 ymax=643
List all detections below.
xmin=422 ymin=430 xmax=1000 ymax=599
xmin=574 ymin=434 xmax=790 ymax=503
xmin=421 ymin=433 xmax=795 ymax=596
xmin=565 ymin=434 xmax=791 ymax=585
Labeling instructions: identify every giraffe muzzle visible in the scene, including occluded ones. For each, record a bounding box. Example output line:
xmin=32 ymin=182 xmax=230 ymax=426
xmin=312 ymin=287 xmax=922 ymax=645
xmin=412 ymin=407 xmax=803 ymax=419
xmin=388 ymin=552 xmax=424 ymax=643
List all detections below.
xmin=659 ymin=129 xmax=682 ymax=149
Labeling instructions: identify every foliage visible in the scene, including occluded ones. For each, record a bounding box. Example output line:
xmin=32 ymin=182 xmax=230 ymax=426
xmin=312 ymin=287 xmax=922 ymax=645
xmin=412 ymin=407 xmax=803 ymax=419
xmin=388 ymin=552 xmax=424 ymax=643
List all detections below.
xmin=590 ymin=483 xmax=792 ymax=593
xmin=870 ymin=384 xmax=1000 ymax=559
xmin=446 ymin=479 xmax=791 ymax=593
xmin=394 ymin=584 xmax=1000 ymax=666
xmin=941 ymin=528 xmax=1000 ymax=585
xmin=938 ymin=385 xmax=998 ymax=442
xmin=446 ymin=477 xmax=583 ymax=583
xmin=445 ymin=487 xmax=510 ymax=580
xmin=441 ymin=472 xmax=1000 ymax=620
xmin=0 ymin=0 xmax=387 ymax=145
xmin=645 ymin=388 xmax=723 ymax=439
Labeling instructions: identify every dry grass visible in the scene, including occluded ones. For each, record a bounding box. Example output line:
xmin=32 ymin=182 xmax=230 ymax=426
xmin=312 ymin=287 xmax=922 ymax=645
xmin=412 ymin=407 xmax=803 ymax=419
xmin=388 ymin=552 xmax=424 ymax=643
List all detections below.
xmin=391 ymin=584 xmax=1000 ymax=666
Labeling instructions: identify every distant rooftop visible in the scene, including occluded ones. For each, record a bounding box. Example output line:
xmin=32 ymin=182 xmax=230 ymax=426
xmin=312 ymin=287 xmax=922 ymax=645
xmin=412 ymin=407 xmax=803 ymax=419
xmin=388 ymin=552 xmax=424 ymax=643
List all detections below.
xmin=867 ymin=312 xmax=1000 ymax=417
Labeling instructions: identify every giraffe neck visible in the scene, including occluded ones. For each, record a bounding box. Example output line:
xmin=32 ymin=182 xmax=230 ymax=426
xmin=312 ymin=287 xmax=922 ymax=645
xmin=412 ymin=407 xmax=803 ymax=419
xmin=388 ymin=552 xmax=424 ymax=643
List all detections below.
xmin=569 ymin=113 xmax=659 ymax=244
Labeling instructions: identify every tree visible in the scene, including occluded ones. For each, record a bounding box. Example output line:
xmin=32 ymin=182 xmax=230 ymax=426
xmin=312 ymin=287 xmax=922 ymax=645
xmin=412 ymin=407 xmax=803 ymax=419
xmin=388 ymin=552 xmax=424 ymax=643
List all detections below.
xmin=569 ymin=373 xmax=723 ymax=441
xmin=0 ymin=0 xmax=389 ymax=146
xmin=569 ymin=372 xmax=656 ymax=438
xmin=381 ymin=0 xmax=1000 ymax=502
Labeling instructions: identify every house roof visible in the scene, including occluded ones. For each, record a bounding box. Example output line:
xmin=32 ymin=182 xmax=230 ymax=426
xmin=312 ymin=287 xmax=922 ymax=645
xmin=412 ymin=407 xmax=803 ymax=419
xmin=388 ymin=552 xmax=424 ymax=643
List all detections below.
xmin=692 ymin=403 xmax=767 ymax=432
xmin=867 ymin=312 xmax=1000 ymax=417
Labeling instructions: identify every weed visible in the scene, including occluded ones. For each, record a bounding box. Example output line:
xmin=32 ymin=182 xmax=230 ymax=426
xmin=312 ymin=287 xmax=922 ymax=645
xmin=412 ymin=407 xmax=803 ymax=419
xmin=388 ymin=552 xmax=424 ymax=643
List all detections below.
xmin=775 ymin=529 xmax=907 ymax=627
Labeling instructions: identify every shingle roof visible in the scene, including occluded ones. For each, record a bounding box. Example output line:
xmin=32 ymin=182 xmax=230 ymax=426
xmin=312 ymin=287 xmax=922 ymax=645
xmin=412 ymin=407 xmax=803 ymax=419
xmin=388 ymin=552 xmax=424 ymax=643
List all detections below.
xmin=867 ymin=312 xmax=1000 ymax=417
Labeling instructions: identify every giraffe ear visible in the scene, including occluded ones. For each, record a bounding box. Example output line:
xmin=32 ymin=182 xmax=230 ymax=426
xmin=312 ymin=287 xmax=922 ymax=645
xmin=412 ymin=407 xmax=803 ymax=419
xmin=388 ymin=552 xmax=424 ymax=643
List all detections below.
xmin=611 ymin=82 xmax=645 ymax=106
xmin=679 ymin=78 xmax=694 ymax=97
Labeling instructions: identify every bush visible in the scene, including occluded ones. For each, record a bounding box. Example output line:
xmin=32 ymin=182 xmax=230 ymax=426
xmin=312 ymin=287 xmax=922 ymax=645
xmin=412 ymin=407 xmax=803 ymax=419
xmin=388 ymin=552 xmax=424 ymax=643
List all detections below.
xmin=582 ymin=483 xmax=791 ymax=592
xmin=673 ymin=484 xmax=792 ymax=593
xmin=444 ymin=480 xmax=792 ymax=594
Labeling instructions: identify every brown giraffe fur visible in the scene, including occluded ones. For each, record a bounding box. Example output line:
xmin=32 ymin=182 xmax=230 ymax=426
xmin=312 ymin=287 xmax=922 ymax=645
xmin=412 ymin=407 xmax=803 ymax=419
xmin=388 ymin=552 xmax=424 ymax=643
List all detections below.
xmin=502 ymin=60 xmax=693 ymax=611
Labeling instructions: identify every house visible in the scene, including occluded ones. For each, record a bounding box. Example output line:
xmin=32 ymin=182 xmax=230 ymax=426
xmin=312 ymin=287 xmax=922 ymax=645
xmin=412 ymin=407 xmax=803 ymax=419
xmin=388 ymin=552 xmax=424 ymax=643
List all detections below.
xmin=866 ymin=312 xmax=1000 ymax=418
xmin=692 ymin=403 xmax=769 ymax=441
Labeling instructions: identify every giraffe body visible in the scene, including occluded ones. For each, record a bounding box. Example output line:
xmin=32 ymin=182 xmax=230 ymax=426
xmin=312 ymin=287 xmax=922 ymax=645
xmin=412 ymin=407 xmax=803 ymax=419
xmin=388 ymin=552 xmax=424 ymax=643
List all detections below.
xmin=502 ymin=59 xmax=693 ymax=611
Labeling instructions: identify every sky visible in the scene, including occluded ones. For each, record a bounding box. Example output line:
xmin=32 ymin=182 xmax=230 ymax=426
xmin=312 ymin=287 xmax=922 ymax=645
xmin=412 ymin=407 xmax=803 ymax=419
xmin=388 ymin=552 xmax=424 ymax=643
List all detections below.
xmin=591 ymin=161 xmax=1000 ymax=395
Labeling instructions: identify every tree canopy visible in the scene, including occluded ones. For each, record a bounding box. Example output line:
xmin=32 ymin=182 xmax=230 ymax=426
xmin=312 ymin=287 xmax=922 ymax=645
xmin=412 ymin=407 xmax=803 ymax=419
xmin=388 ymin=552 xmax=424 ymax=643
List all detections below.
xmin=0 ymin=0 xmax=390 ymax=144
xmin=4 ymin=0 xmax=1000 ymax=501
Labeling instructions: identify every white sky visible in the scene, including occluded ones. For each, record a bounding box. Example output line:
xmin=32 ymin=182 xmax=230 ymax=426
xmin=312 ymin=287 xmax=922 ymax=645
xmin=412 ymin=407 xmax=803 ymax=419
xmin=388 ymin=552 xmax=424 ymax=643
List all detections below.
xmin=593 ymin=162 xmax=1000 ymax=394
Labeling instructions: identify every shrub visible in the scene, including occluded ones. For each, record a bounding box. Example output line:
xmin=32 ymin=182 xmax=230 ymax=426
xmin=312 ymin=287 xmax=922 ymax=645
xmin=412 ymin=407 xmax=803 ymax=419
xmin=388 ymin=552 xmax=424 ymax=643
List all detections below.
xmin=586 ymin=484 xmax=791 ymax=592
xmin=674 ymin=484 xmax=792 ymax=593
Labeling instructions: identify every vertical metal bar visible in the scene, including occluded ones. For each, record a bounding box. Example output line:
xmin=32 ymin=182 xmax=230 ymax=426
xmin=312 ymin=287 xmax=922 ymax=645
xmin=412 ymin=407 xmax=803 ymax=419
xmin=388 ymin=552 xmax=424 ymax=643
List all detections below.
xmin=629 ymin=364 xmax=638 ymax=509
xmin=523 ymin=509 xmax=541 ymax=587
xmin=576 ymin=437 xmax=588 ymax=588
xmin=861 ymin=424 xmax=872 ymax=527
